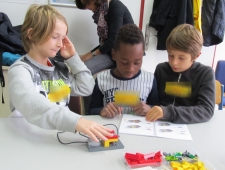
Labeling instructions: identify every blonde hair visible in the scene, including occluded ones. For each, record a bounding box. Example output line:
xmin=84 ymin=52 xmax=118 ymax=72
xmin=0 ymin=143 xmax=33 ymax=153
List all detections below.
xmin=166 ymin=24 xmax=203 ymax=59
xmin=21 ymin=4 xmax=68 ymax=52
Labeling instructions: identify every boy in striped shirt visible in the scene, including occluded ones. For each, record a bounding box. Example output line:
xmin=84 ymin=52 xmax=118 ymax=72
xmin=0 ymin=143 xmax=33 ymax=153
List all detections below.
xmin=88 ymin=24 xmax=159 ymax=117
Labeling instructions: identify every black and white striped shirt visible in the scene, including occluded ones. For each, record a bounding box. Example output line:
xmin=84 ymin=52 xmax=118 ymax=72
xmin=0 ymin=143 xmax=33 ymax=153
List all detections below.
xmin=88 ymin=69 xmax=159 ymax=115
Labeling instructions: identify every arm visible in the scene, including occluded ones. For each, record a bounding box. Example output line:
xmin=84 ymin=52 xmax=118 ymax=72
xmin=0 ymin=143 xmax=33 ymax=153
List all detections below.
xmin=88 ymin=78 xmax=104 ymax=115
xmin=60 ymin=36 xmax=95 ymax=96
xmin=9 ymin=63 xmax=114 ymax=141
xmin=8 ymin=63 xmax=81 ymax=133
xmin=162 ymin=69 xmax=215 ymax=124
xmin=65 ymin=53 xmax=95 ymax=96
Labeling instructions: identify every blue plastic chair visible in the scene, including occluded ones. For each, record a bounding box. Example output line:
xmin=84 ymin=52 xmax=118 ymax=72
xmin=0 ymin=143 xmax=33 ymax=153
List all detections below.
xmin=215 ymin=60 xmax=225 ymax=107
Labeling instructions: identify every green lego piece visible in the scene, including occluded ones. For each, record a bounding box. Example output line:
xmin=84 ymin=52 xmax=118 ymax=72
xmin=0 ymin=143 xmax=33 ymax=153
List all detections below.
xmin=165 ymin=156 xmax=179 ymax=161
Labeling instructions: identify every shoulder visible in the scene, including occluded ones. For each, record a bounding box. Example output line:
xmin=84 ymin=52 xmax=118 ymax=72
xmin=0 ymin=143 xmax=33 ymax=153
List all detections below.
xmin=109 ymin=0 xmax=125 ymax=8
xmin=141 ymin=69 xmax=154 ymax=77
xmin=188 ymin=62 xmax=215 ymax=84
xmin=8 ymin=56 xmax=36 ymax=81
xmin=193 ymin=62 xmax=214 ymax=75
xmin=108 ymin=0 xmax=127 ymax=14
xmin=156 ymin=62 xmax=169 ymax=69
xmin=155 ymin=62 xmax=170 ymax=72
xmin=97 ymin=69 xmax=111 ymax=79
xmin=9 ymin=56 xmax=33 ymax=73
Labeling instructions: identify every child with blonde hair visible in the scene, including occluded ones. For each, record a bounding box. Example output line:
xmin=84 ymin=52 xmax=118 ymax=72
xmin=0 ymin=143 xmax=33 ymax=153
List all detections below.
xmin=8 ymin=4 xmax=112 ymax=142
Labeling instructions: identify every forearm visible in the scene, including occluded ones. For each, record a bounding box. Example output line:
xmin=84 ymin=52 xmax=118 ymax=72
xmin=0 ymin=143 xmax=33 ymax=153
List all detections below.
xmin=66 ymin=53 xmax=95 ymax=96
xmin=162 ymin=104 xmax=214 ymax=124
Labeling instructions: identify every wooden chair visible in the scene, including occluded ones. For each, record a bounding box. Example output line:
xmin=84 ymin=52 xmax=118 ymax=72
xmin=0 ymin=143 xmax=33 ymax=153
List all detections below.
xmin=215 ymin=80 xmax=224 ymax=110
xmin=68 ymin=96 xmax=83 ymax=115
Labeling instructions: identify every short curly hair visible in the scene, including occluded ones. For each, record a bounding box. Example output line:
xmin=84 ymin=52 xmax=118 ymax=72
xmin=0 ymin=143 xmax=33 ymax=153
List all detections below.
xmin=114 ymin=24 xmax=144 ymax=51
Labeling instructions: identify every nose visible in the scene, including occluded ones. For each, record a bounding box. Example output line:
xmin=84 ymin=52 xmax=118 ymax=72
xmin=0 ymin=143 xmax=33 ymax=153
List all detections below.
xmin=57 ymin=39 xmax=63 ymax=48
xmin=171 ymin=58 xmax=179 ymax=66
xmin=126 ymin=64 xmax=135 ymax=72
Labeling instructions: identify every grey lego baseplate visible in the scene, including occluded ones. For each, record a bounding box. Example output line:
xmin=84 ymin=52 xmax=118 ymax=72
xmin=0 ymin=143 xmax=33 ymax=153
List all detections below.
xmin=87 ymin=139 xmax=124 ymax=152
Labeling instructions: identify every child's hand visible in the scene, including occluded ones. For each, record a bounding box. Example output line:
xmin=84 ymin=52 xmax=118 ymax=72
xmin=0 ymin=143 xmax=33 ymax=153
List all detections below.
xmin=60 ymin=36 xmax=76 ymax=59
xmin=145 ymin=106 xmax=163 ymax=122
xmin=75 ymin=118 xmax=113 ymax=142
xmin=100 ymin=102 xmax=123 ymax=118
xmin=132 ymin=101 xmax=151 ymax=116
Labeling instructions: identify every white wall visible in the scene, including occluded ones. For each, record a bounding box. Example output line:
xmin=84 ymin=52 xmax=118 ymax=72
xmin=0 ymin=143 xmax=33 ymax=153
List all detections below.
xmin=213 ymin=42 xmax=225 ymax=70
xmin=0 ymin=0 xmax=141 ymax=54
xmin=0 ymin=0 xmax=224 ymax=73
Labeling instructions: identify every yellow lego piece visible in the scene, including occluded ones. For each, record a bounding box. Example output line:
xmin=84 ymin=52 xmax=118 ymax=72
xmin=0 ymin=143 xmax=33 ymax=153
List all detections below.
xmin=170 ymin=160 xmax=206 ymax=170
xmin=103 ymin=138 xmax=118 ymax=148
xmin=170 ymin=161 xmax=182 ymax=170
xmin=114 ymin=91 xmax=140 ymax=106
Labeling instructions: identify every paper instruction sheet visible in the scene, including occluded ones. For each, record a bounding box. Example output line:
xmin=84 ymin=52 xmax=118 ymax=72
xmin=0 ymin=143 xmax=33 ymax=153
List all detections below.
xmin=119 ymin=114 xmax=192 ymax=140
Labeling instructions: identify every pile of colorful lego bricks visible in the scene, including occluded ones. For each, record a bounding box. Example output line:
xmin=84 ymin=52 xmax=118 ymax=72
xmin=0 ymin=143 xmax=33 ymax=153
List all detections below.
xmin=123 ymin=150 xmax=211 ymax=170
xmin=163 ymin=150 xmax=206 ymax=170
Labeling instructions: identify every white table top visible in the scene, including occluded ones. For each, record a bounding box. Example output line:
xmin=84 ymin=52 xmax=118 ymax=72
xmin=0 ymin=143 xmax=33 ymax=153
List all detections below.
xmin=0 ymin=111 xmax=225 ymax=170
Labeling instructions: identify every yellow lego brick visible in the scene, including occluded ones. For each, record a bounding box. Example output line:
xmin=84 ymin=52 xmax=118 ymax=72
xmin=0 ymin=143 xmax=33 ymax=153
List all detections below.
xmin=103 ymin=138 xmax=118 ymax=147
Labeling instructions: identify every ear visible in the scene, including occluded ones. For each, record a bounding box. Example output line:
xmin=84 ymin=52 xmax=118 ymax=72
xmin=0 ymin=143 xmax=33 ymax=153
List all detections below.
xmin=27 ymin=28 xmax=33 ymax=40
xmin=111 ymin=49 xmax=116 ymax=61
xmin=193 ymin=52 xmax=201 ymax=61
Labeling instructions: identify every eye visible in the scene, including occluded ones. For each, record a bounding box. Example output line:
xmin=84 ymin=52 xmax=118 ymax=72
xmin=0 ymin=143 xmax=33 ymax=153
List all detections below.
xmin=179 ymin=57 xmax=185 ymax=60
xmin=168 ymin=55 xmax=173 ymax=58
xmin=121 ymin=60 xmax=128 ymax=65
xmin=134 ymin=62 xmax=140 ymax=65
xmin=52 ymin=36 xmax=58 ymax=39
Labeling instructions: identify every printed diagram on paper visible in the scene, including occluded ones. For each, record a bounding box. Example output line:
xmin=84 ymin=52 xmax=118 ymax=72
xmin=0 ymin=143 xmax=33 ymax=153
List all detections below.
xmin=119 ymin=114 xmax=192 ymax=140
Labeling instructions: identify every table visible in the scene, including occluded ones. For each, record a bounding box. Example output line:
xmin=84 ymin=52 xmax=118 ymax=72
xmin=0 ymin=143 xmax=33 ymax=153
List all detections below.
xmin=0 ymin=111 xmax=225 ymax=170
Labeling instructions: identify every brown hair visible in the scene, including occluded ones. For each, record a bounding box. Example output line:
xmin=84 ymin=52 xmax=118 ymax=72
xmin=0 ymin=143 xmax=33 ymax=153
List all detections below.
xmin=166 ymin=24 xmax=203 ymax=59
xmin=75 ymin=0 xmax=106 ymax=9
xmin=21 ymin=4 xmax=68 ymax=52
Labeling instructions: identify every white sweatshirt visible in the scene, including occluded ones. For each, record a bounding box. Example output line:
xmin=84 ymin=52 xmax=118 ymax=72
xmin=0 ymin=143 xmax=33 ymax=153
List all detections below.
xmin=8 ymin=53 xmax=95 ymax=133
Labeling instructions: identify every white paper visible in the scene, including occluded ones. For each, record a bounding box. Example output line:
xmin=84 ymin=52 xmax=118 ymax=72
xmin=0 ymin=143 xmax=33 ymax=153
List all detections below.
xmin=119 ymin=114 xmax=192 ymax=140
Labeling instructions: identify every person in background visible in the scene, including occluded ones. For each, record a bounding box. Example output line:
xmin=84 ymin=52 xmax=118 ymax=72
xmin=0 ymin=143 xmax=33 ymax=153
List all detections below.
xmin=8 ymin=4 xmax=113 ymax=142
xmin=146 ymin=24 xmax=215 ymax=124
xmin=75 ymin=0 xmax=134 ymax=114
xmin=75 ymin=0 xmax=134 ymax=75
xmin=88 ymin=24 xmax=159 ymax=117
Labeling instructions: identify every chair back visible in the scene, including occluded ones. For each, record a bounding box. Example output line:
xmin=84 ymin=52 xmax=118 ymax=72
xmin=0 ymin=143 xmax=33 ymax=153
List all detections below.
xmin=215 ymin=60 xmax=225 ymax=93
xmin=215 ymin=80 xmax=224 ymax=110
xmin=68 ymin=96 xmax=83 ymax=115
